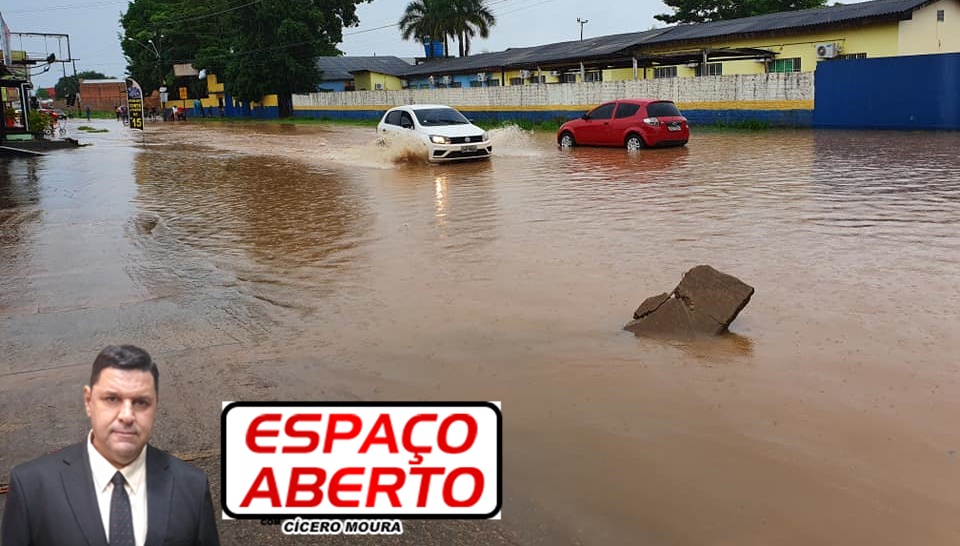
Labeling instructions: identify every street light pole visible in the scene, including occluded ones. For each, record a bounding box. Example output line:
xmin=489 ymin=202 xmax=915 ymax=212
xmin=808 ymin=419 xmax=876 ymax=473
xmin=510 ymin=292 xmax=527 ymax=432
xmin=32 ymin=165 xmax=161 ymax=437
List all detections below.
xmin=127 ymin=35 xmax=164 ymax=118
xmin=577 ymin=17 xmax=589 ymax=41
xmin=126 ymin=36 xmax=162 ymax=85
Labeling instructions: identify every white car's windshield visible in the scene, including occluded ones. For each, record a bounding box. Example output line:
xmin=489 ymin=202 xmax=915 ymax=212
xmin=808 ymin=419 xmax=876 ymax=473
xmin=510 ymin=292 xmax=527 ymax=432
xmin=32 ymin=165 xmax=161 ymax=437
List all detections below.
xmin=414 ymin=108 xmax=470 ymax=126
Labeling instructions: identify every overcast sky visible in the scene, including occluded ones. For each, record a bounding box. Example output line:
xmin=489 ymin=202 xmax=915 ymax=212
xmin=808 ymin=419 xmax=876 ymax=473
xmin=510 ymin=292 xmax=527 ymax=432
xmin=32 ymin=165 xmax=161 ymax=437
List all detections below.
xmin=5 ymin=0 xmax=865 ymax=93
xmin=5 ymin=0 xmax=677 ymax=92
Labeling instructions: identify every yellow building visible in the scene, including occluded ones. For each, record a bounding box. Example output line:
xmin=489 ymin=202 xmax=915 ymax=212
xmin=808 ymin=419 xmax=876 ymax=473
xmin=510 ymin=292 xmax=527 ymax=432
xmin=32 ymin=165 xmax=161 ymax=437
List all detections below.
xmin=397 ymin=0 xmax=959 ymax=86
xmin=630 ymin=0 xmax=960 ymax=79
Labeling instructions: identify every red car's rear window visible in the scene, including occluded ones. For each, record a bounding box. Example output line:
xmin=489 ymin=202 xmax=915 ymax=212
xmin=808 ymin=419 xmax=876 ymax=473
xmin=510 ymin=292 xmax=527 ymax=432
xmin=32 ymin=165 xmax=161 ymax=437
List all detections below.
xmin=646 ymin=102 xmax=682 ymax=117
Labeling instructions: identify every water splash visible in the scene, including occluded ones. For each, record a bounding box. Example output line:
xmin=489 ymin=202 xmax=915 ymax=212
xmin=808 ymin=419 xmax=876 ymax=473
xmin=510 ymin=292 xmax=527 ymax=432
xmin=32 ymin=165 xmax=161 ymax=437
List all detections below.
xmin=488 ymin=124 xmax=542 ymax=157
xmin=315 ymin=132 xmax=432 ymax=169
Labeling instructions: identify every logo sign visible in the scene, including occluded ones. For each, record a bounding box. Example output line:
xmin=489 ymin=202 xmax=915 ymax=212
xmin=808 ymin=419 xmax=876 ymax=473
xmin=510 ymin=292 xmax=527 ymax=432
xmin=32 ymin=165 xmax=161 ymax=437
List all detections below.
xmin=222 ymin=402 xmax=502 ymax=519
xmin=125 ymin=78 xmax=144 ymax=130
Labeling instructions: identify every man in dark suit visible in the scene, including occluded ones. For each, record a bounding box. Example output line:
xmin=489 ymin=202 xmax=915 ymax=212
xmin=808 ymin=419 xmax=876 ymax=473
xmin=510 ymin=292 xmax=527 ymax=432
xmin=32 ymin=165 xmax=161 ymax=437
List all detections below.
xmin=1 ymin=345 xmax=221 ymax=546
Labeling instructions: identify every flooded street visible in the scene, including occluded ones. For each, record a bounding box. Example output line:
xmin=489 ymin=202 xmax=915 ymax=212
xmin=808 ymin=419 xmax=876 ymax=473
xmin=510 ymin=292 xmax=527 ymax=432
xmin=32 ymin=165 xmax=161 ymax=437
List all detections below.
xmin=2 ymin=119 xmax=959 ymax=545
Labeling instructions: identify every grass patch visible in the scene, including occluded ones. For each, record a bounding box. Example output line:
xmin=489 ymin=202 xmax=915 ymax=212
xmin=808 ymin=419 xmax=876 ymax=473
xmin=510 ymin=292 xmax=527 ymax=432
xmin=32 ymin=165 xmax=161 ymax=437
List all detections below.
xmin=474 ymin=118 xmax=567 ymax=132
xmin=72 ymin=111 xmax=120 ymax=120
xmin=190 ymin=116 xmax=382 ymax=127
xmin=697 ymin=120 xmax=772 ymax=131
xmin=188 ymin=115 xmax=572 ymax=132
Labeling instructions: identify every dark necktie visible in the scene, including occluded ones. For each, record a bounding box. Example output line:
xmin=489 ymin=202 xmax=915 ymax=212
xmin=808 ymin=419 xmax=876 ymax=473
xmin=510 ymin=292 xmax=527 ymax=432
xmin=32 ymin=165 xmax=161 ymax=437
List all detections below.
xmin=110 ymin=471 xmax=135 ymax=546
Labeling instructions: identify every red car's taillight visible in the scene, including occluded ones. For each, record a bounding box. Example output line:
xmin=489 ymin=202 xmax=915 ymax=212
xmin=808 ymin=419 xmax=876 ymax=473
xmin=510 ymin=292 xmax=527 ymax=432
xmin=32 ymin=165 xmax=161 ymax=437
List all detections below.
xmin=643 ymin=117 xmax=660 ymax=127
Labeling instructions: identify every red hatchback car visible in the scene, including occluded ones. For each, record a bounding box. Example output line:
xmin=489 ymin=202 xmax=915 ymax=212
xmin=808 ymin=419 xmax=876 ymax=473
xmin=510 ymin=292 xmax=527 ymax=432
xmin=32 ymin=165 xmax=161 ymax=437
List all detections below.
xmin=557 ymin=99 xmax=689 ymax=150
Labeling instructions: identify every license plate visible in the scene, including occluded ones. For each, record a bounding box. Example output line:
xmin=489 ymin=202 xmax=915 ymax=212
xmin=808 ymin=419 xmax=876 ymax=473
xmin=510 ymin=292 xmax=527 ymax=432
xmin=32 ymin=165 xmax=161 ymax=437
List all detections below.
xmin=668 ymin=125 xmax=681 ymax=132
xmin=461 ymin=145 xmax=477 ymax=151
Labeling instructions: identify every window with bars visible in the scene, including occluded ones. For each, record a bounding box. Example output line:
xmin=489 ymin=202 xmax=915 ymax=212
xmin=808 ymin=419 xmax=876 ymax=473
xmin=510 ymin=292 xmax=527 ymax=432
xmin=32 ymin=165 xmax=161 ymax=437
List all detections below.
xmin=654 ymin=66 xmax=677 ymax=78
xmin=697 ymin=63 xmax=723 ymax=76
xmin=767 ymin=58 xmax=801 ymax=73
xmin=837 ymin=53 xmax=867 ymax=60
xmin=562 ymin=73 xmax=578 ymax=83
xmin=509 ymin=77 xmax=523 ymax=85
xmin=937 ymin=9 xmax=944 ymax=21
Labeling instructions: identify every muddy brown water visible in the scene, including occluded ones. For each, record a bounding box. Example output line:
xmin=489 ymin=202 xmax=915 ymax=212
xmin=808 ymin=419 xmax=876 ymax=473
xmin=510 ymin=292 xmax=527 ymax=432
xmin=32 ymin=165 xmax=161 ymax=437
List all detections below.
xmin=1 ymin=119 xmax=959 ymax=545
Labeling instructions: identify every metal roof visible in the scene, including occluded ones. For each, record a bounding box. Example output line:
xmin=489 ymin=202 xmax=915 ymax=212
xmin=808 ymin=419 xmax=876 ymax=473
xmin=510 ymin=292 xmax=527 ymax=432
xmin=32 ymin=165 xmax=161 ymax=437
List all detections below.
xmin=398 ymin=29 xmax=669 ymax=76
xmin=332 ymin=0 xmax=933 ymax=79
xmin=646 ymin=0 xmax=935 ymax=43
xmin=316 ymin=56 xmax=413 ymax=81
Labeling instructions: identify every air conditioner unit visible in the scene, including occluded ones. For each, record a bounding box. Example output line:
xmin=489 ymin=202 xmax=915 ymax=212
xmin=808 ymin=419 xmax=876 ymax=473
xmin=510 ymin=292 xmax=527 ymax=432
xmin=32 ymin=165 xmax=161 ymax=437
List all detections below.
xmin=374 ymin=83 xmax=383 ymax=90
xmin=549 ymin=70 xmax=562 ymax=76
xmin=815 ymin=42 xmax=839 ymax=58
xmin=441 ymin=75 xmax=452 ymax=84
xmin=476 ymin=72 xmax=487 ymax=81
xmin=685 ymin=62 xmax=699 ymax=68
xmin=519 ymin=69 xmax=531 ymax=78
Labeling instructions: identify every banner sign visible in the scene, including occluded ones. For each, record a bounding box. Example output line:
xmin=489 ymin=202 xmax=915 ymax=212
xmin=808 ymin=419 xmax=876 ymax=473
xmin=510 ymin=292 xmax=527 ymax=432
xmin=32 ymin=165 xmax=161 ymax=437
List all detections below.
xmin=126 ymin=78 xmax=144 ymax=130
xmin=222 ymin=402 xmax=502 ymax=519
xmin=1 ymin=13 xmax=11 ymax=68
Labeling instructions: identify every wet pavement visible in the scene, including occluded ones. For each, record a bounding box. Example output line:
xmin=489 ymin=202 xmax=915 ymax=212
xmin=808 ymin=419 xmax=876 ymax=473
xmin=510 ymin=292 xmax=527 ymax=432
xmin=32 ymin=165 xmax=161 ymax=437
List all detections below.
xmin=2 ymin=118 xmax=959 ymax=545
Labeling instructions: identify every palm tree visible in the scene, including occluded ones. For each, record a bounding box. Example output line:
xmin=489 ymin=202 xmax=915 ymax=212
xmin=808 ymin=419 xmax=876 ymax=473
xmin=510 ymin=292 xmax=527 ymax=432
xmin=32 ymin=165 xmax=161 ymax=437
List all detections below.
xmin=399 ymin=0 xmax=496 ymax=58
xmin=399 ymin=0 xmax=452 ymax=58
xmin=450 ymin=0 xmax=496 ymax=57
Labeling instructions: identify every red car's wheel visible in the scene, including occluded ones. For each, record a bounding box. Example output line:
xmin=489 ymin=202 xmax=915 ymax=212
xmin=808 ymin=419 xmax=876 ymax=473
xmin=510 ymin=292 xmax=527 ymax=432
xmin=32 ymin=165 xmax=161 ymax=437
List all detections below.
xmin=559 ymin=132 xmax=576 ymax=148
xmin=625 ymin=133 xmax=646 ymax=151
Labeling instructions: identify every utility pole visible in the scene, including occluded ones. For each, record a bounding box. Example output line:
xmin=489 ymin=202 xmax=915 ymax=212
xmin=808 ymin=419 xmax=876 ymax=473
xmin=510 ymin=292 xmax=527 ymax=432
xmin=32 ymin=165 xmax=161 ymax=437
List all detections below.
xmin=577 ymin=18 xmax=589 ymax=41
xmin=127 ymin=35 xmax=164 ymax=117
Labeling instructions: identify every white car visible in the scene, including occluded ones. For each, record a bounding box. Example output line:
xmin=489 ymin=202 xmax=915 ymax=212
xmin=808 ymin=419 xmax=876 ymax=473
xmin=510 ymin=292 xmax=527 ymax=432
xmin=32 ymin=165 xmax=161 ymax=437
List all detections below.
xmin=376 ymin=104 xmax=492 ymax=162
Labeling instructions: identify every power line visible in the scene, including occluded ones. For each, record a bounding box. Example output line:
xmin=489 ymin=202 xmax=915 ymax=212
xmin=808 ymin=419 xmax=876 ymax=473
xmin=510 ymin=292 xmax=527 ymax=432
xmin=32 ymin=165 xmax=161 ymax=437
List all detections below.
xmin=153 ymin=0 xmax=262 ymax=27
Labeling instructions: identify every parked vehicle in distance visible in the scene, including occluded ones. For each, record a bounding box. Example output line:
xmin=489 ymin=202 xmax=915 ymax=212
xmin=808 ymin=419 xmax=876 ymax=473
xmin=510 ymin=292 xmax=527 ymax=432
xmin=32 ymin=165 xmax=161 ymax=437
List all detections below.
xmin=377 ymin=104 xmax=492 ymax=162
xmin=37 ymin=107 xmax=67 ymax=121
xmin=557 ymin=99 xmax=689 ymax=150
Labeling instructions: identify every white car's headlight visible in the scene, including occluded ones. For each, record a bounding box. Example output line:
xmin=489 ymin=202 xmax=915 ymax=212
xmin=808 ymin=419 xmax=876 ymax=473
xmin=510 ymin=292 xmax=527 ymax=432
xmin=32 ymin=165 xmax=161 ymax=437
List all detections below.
xmin=482 ymin=132 xmax=489 ymax=142
xmin=430 ymin=135 xmax=450 ymax=144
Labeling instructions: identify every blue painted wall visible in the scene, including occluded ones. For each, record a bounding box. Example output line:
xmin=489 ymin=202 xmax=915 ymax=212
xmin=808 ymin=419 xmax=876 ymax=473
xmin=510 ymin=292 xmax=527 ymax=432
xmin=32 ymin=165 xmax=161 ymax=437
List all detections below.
xmin=403 ymin=75 xmax=491 ymax=89
xmin=318 ymin=81 xmax=348 ymax=92
xmin=814 ymin=52 xmax=960 ymax=130
xmin=683 ymin=109 xmax=813 ymax=127
xmin=223 ymin=93 xmax=280 ymax=119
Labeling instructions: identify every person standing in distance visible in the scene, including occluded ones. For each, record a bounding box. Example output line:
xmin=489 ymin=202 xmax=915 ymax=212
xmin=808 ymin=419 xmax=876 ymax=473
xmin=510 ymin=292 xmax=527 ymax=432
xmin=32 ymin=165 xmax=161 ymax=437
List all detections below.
xmin=1 ymin=345 xmax=221 ymax=546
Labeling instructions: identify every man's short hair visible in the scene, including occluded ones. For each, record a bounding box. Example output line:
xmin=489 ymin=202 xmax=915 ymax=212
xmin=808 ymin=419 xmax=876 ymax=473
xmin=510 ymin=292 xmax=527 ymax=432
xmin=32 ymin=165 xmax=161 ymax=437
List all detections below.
xmin=90 ymin=345 xmax=159 ymax=392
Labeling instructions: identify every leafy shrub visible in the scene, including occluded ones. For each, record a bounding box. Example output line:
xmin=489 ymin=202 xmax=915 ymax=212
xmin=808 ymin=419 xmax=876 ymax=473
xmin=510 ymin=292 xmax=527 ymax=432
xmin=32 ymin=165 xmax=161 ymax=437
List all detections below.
xmin=27 ymin=111 xmax=54 ymax=137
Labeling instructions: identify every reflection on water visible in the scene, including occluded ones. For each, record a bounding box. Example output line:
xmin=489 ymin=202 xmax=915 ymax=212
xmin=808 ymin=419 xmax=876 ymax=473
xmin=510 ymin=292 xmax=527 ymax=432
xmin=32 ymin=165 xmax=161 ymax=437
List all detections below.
xmin=3 ymin=120 xmax=960 ymax=545
xmin=0 ymin=160 xmax=42 ymax=314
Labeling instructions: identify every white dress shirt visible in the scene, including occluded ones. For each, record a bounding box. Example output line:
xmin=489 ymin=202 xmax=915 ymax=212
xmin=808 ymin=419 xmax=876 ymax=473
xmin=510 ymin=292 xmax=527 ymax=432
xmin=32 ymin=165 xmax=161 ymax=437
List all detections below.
xmin=87 ymin=431 xmax=148 ymax=546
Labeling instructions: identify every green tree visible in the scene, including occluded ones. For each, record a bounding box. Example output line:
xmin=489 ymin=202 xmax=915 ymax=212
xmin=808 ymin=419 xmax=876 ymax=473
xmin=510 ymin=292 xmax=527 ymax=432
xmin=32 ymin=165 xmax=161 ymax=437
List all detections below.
xmin=120 ymin=0 xmax=228 ymax=93
xmin=223 ymin=0 xmax=366 ymax=114
xmin=54 ymin=70 xmax=111 ymax=100
xmin=121 ymin=0 xmax=367 ymax=116
xmin=35 ymin=88 xmax=51 ymax=99
xmin=399 ymin=0 xmax=451 ymax=58
xmin=655 ymin=0 xmax=826 ymax=24
xmin=449 ymin=0 xmax=495 ymax=57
